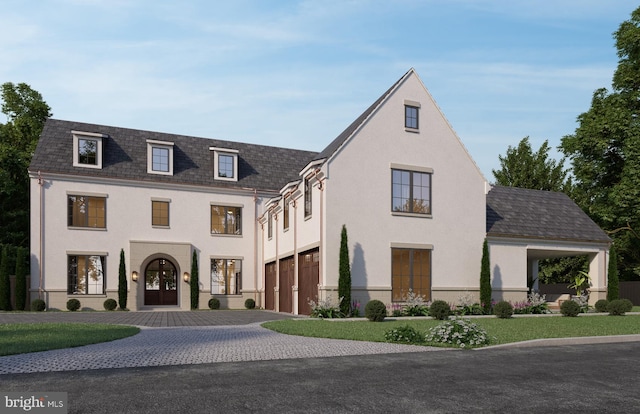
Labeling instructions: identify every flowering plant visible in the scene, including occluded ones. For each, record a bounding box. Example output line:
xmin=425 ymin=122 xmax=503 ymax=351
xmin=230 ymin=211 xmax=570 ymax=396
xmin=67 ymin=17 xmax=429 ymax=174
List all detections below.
xmin=425 ymin=318 xmax=491 ymax=348
xmin=401 ymin=289 xmax=430 ymax=316
xmin=384 ymin=324 xmax=424 ymax=344
xmin=308 ymin=295 xmax=344 ymax=318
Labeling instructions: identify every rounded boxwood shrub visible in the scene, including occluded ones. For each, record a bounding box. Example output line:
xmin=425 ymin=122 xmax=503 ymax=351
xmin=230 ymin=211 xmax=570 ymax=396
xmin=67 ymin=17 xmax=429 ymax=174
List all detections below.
xmin=429 ymin=300 xmax=451 ymax=320
xmin=31 ymin=298 xmax=46 ymax=312
xmin=608 ymin=298 xmax=633 ymax=316
xmin=208 ymin=297 xmax=220 ymax=310
xmin=560 ymin=300 xmax=580 ymax=317
xmin=104 ymin=298 xmax=118 ymax=311
xmin=364 ymin=299 xmax=387 ymax=322
xmin=244 ymin=298 xmax=256 ymax=309
xmin=594 ymin=299 xmax=609 ymax=313
xmin=493 ymin=301 xmax=514 ymax=319
xmin=66 ymin=298 xmax=81 ymax=312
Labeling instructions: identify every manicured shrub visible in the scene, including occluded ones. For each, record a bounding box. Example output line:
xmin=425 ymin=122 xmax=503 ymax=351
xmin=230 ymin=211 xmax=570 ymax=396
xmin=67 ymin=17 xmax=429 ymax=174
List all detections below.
xmin=31 ymin=299 xmax=46 ymax=312
xmin=560 ymin=300 xmax=580 ymax=317
xmin=338 ymin=225 xmax=352 ymax=316
xmin=429 ymin=300 xmax=451 ymax=320
xmin=425 ymin=318 xmax=491 ymax=348
xmin=479 ymin=239 xmax=492 ymax=314
xmin=66 ymin=298 xmax=81 ymax=311
xmin=191 ymin=250 xmax=199 ymax=310
xmin=244 ymin=298 xmax=256 ymax=309
xmin=104 ymin=298 xmax=118 ymax=311
xmin=493 ymin=301 xmax=514 ymax=318
xmin=14 ymin=247 xmax=28 ymax=311
xmin=0 ymin=245 xmax=11 ymax=311
xmin=608 ymin=299 xmax=633 ymax=316
xmin=594 ymin=299 xmax=609 ymax=313
xmin=384 ymin=324 xmax=424 ymax=344
xmin=365 ymin=299 xmax=387 ymax=322
xmin=208 ymin=297 xmax=220 ymax=310
xmin=118 ymin=249 xmax=127 ymax=310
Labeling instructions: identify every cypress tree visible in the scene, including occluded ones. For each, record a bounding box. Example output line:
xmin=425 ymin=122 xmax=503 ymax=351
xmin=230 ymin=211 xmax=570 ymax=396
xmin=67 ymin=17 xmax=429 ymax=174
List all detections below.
xmin=190 ymin=250 xmax=199 ymax=310
xmin=118 ymin=249 xmax=127 ymax=310
xmin=338 ymin=225 xmax=351 ymax=315
xmin=0 ymin=245 xmax=11 ymax=310
xmin=607 ymin=246 xmax=619 ymax=301
xmin=480 ymin=239 xmax=491 ymax=314
xmin=14 ymin=247 xmax=27 ymax=311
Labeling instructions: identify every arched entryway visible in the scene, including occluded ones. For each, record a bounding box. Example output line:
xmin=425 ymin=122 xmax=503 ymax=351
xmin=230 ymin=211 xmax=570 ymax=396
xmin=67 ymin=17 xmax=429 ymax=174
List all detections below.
xmin=144 ymin=257 xmax=178 ymax=306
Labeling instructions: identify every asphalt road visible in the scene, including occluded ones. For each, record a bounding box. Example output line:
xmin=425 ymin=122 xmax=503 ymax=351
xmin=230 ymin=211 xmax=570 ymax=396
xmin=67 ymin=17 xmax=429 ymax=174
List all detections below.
xmin=3 ymin=341 xmax=639 ymax=413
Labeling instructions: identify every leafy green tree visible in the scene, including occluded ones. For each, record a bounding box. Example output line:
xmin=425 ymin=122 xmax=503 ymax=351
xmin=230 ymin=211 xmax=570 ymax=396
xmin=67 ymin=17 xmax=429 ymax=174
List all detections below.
xmin=0 ymin=83 xmax=51 ymax=248
xmin=338 ymin=225 xmax=351 ymax=315
xmin=560 ymin=6 xmax=640 ymax=280
xmin=480 ymin=239 xmax=491 ymax=313
xmin=118 ymin=249 xmax=127 ymax=310
xmin=191 ymin=250 xmax=199 ymax=310
xmin=14 ymin=247 xmax=27 ymax=311
xmin=0 ymin=245 xmax=11 ymax=310
xmin=492 ymin=137 xmax=571 ymax=192
xmin=607 ymin=245 xmax=620 ymax=301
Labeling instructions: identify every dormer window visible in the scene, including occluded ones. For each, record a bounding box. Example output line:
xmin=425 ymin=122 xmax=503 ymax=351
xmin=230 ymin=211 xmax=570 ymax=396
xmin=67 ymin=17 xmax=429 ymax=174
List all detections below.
xmin=147 ymin=140 xmax=174 ymax=175
xmin=72 ymin=131 xmax=106 ymax=169
xmin=404 ymin=100 xmax=421 ymax=132
xmin=210 ymin=147 xmax=239 ymax=182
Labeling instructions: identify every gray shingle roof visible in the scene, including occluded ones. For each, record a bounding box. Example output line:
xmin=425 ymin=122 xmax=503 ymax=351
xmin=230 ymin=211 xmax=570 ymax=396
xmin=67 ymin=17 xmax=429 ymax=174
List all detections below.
xmin=30 ymin=119 xmax=318 ymax=192
xmin=486 ymin=185 xmax=610 ymax=243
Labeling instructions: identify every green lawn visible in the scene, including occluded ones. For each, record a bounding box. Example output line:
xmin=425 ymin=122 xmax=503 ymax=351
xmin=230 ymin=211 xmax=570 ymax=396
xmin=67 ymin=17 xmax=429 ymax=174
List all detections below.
xmin=0 ymin=323 xmax=140 ymax=356
xmin=262 ymin=315 xmax=640 ymax=347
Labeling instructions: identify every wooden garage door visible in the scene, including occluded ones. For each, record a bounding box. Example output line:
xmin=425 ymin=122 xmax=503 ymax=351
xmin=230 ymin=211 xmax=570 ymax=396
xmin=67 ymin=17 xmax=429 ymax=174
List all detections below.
xmin=279 ymin=256 xmax=294 ymax=313
xmin=264 ymin=262 xmax=276 ymax=311
xmin=298 ymin=249 xmax=319 ymax=315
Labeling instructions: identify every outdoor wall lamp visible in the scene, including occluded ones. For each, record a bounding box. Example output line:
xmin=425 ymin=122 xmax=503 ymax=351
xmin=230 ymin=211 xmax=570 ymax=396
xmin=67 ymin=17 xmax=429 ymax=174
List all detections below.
xmin=131 ymin=271 xmax=138 ymax=282
xmin=183 ymin=272 xmax=190 ymax=283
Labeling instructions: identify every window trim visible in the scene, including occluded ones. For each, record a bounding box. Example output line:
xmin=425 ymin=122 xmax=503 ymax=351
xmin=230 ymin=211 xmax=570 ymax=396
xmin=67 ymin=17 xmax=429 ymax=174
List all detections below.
xmin=211 ymin=147 xmax=239 ymax=182
xmin=72 ymin=131 xmax=106 ymax=169
xmin=210 ymin=257 xmax=243 ymax=296
xmin=210 ymin=204 xmax=243 ymax=236
xmin=67 ymin=193 xmax=107 ymax=229
xmin=404 ymin=100 xmax=421 ymax=132
xmin=151 ymin=198 xmax=171 ymax=228
xmin=391 ymin=165 xmax=433 ymax=217
xmin=147 ymin=139 xmax=174 ymax=175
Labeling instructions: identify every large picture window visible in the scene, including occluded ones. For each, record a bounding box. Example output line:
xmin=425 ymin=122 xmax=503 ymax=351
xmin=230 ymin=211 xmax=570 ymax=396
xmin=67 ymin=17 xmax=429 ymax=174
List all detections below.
xmin=211 ymin=205 xmax=242 ymax=235
xmin=392 ymin=169 xmax=431 ymax=214
xmin=68 ymin=255 xmax=105 ymax=295
xmin=68 ymin=195 xmax=106 ymax=228
xmin=392 ymin=248 xmax=431 ymax=302
xmin=211 ymin=259 xmax=242 ymax=295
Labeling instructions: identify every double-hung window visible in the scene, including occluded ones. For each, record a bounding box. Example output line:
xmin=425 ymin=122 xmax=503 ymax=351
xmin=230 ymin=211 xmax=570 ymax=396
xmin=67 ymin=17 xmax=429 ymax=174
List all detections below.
xmin=72 ymin=131 xmax=106 ymax=169
xmin=211 ymin=205 xmax=242 ymax=235
xmin=68 ymin=194 xmax=107 ymax=228
xmin=211 ymin=258 xmax=242 ymax=295
xmin=391 ymin=167 xmax=432 ymax=215
xmin=68 ymin=254 xmax=106 ymax=295
xmin=391 ymin=247 xmax=431 ymax=302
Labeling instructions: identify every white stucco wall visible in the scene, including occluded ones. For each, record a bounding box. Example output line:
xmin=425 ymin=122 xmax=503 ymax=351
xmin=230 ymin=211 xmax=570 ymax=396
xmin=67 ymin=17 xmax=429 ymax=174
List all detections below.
xmin=30 ymin=174 xmax=261 ymax=310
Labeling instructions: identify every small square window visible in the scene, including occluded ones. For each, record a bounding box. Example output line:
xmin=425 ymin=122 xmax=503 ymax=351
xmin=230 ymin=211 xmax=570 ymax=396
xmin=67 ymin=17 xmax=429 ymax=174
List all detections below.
xmin=211 ymin=205 xmax=242 ymax=235
xmin=147 ymin=140 xmax=174 ymax=175
xmin=218 ymin=154 xmax=234 ymax=178
xmin=152 ymin=200 xmax=170 ymax=227
xmin=211 ymin=147 xmax=239 ymax=182
xmin=72 ymin=131 xmax=106 ymax=169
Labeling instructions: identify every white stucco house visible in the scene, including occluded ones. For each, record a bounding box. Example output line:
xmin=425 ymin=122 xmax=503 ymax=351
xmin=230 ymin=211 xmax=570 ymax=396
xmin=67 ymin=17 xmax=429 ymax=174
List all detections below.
xmin=28 ymin=68 xmax=611 ymax=313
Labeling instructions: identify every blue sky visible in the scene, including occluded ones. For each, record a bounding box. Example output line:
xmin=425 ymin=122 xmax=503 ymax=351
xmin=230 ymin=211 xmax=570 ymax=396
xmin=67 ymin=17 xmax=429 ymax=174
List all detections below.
xmin=1 ymin=0 xmax=635 ymax=180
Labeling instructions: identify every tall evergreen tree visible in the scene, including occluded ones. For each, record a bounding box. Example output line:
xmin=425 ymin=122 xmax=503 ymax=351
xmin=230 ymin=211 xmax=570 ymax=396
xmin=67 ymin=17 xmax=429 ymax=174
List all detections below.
xmin=480 ymin=239 xmax=491 ymax=314
xmin=191 ymin=250 xmax=199 ymax=310
xmin=118 ymin=249 xmax=127 ymax=310
xmin=14 ymin=247 xmax=27 ymax=311
xmin=560 ymin=6 xmax=640 ymax=280
xmin=0 ymin=245 xmax=11 ymax=310
xmin=338 ymin=225 xmax=351 ymax=315
xmin=607 ymin=246 xmax=620 ymax=301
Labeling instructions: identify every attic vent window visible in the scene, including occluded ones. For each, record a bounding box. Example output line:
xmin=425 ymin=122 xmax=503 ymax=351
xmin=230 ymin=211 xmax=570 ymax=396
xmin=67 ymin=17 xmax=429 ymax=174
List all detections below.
xmin=210 ymin=147 xmax=239 ymax=182
xmin=404 ymin=100 xmax=421 ymax=132
xmin=72 ymin=131 xmax=107 ymax=169
xmin=147 ymin=139 xmax=174 ymax=175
